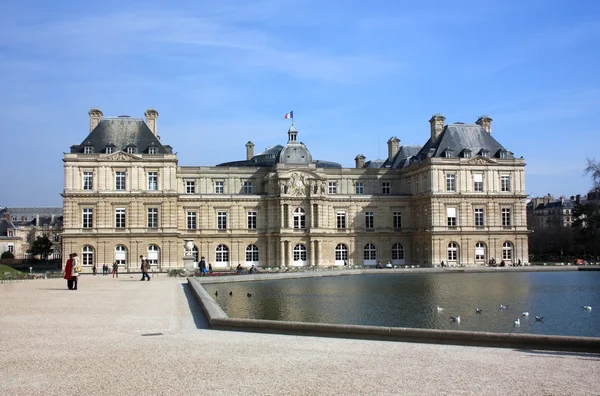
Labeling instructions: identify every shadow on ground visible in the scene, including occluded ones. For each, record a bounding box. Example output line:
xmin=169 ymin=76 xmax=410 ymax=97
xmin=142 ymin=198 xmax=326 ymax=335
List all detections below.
xmin=181 ymin=283 xmax=211 ymax=329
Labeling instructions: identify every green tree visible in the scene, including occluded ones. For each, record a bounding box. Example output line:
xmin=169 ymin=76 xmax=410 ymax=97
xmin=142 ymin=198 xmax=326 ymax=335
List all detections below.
xmin=1 ymin=251 xmax=15 ymax=259
xmin=584 ymin=158 xmax=600 ymax=190
xmin=28 ymin=235 xmax=54 ymax=261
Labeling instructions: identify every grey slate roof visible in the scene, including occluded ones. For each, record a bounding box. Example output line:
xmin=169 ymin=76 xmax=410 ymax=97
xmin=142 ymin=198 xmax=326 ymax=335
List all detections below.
xmin=392 ymin=145 xmax=423 ymax=169
xmin=415 ymin=123 xmax=513 ymax=161
xmin=217 ymin=144 xmax=342 ymax=169
xmin=70 ymin=117 xmax=171 ymax=154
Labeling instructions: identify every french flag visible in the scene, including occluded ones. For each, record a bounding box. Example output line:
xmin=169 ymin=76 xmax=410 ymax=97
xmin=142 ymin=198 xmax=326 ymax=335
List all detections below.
xmin=284 ymin=111 xmax=293 ymax=119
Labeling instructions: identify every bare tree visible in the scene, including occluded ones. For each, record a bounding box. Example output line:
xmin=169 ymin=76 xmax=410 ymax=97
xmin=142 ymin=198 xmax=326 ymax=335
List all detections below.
xmin=584 ymin=158 xmax=600 ymax=190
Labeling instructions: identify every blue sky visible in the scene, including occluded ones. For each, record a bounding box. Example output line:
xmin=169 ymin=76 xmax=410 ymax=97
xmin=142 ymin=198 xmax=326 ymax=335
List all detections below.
xmin=1 ymin=0 xmax=599 ymax=206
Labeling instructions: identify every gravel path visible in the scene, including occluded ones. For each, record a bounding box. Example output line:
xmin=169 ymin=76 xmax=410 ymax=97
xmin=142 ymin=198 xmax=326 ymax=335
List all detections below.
xmin=1 ymin=275 xmax=598 ymax=395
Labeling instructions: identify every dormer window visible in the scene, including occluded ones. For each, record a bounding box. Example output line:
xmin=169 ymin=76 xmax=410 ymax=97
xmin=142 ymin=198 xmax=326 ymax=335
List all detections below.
xmin=84 ymin=146 xmax=94 ymax=154
xmin=126 ymin=146 xmax=136 ymax=154
xmin=105 ymin=143 xmax=116 ymax=154
xmin=444 ymin=149 xmax=454 ymax=158
xmin=480 ymin=149 xmax=490 ymax=158
xmin=149 ymin=147 xmax=157 ymax=154
xmin=498 ymin=149 xmax=508 ymax=159
xmin=462 ymin=149 xmax=472 ymax=158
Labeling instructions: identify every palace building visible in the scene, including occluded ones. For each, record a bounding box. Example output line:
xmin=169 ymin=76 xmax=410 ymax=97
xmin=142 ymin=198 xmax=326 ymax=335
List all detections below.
xmin=61 ymin=108 xmax=528 ymax=272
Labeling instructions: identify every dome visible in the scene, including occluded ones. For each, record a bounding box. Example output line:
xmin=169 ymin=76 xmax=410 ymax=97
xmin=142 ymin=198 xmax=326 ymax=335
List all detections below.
xmin=277 ymin=143 xmax=313 ymax=165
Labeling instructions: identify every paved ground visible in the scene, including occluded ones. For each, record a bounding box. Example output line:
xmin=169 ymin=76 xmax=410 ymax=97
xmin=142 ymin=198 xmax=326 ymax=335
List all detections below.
xmin=1 ymin=275 xmax=599 ymax=396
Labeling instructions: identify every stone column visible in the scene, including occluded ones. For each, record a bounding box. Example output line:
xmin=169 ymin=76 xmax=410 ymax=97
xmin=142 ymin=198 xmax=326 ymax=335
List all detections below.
xmin=279 ymin=240 xmax=285 ymax=268
xmin=316 ymin=240 xmax=321 ymax=266
xmin=288 ymin=241 xmax=294 ymax=267
xmin=310 ymin=240 xmax=315 ymax=267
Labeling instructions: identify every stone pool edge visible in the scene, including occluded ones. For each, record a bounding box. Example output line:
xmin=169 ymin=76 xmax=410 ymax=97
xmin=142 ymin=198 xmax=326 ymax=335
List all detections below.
xmin=187 ymin=272 xmax=600 ymax=353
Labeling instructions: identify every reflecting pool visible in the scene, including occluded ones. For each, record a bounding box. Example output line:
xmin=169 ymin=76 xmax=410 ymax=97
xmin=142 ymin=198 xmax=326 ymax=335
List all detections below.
xmin=204 ymin=271 xmax=600 ymax=337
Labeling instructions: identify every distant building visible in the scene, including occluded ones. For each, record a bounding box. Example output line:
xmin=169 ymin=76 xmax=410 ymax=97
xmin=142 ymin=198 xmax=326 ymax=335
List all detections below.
xmin=0 ymin=207 xmax=63 ymax=259
xmin=61 ymin=108 xmax=529 ymax=272
xmin=527 ymin=194 xmax=579 ymax=231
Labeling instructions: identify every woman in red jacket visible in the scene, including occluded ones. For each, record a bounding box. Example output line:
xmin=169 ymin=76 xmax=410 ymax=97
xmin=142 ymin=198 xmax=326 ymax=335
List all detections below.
xmin=64 ymin=254 xmax=74 ymax=290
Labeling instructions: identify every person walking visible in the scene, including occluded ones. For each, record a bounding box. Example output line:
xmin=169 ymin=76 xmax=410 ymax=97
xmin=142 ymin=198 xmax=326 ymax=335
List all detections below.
xmin=64 ymin=254 xmax=74 ymax=290
xmin=112 ymin=261 xmax=119 ymax=278
xmin=140 ymin=255 xmax=150 ymax=281
xmin=71 ymin=253 xmax=81 ymax=290
xmin=92 ymin=265 xmax=97 ymax=276
xmin=199 ymin=256 xmax=207 ymax=277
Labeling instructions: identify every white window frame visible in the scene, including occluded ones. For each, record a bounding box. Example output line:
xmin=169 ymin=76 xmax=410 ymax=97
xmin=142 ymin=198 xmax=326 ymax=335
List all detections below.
xmin=115 ymin=208 xmax=126 ymax=228
xmin=243 ymin=180 xmax=253 ymax=194
xmin=365 ymin=211 xmax=374 ymax=229
xmin=363 ymin=243 xmax=377 ymax=262
xmin=114 ymin=245 xmax=127 ymax=265
xmin=328 ymin=182 xmax=337 ymax=194
xmin=293 ymin=207 xmax=306 ymax=229
xmin=336 ymin=211 xmax=346 ymax=229
xmin=393 ymin=211 xmax=402 ymax=229
xmin=84 ymin=146 xmax=93 ymax=154
xmin=106 ymin=146 xmax=114 ymax=154
xmin=355 ymin=182 xmax=364 ymax=194
xmin=392 ymin=243 xmax=405 ymax=263
xmin=216 ymin=244 xmax=229 ymax=264
xmin=502 ymin=208 xmax=511 ymax=226
xmin=447 ymin=207 xmax=457 ymax=227
xmin=447 ymin=242 xmax=458 ymax=261
xmin=148 ymin=171 xmax=158 ymax=191
xmin=83 ymin=171 xmax=94 ymax=191
xmin=149 ymin=147 xmax=158 ymax=154
xmin=293 ymin=244 xmax=307 ymax=264
xmin=474 ymin=173 xmax=483 ymax=192
xmin=247 ymin=211 xmax=257 ymax=230
xmin=82 ymin=245 xmax=94 ymax=266
xmin=215 ymin=181 xmax=224 ymax=194
xmin=115 ymin=171 xmax=126 ymax=191
xmin=382 ymin=181 xmax=391 ymax=194
xmin=501 ymin=175 xmax=511 ymax=192
xmin=126 ymin=146 xmax=136 ymax=154
xmin=147 ymin=208 xmax=158 ymax=228
xmin=217 ymin=211 xmax=227 ymax=230
xmin=334 ymin=243 xmax=348 ymax=263
xmin=475 ymin=208 xmax=484 ymax=227
xmin=185 ymin=181 xmax=196 ymax=194
xmin=446 ymin=173 xmax=456 ymax=192
xmin=245 ymin=244 xmax=259 ymax=264
xmin=475 ymin=242 xmax=486 ymax=261
xmin=502 ymin=241 xmax=513 ymax=260
xmin=186 ymin=211 xmax=197 ymax=230
xmin=82 ymin=208 xmax=93 ymax=229
xmin=147 ymin=245 xmax=160 ymax=265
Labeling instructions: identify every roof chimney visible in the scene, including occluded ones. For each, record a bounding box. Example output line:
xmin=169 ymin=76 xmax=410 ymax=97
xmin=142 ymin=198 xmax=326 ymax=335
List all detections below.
xmin=387 ymin=137 xmax=400 ymax=162
xmin=429 ymin=114 xmax=445 ymax=141
xmin=145 ymin=108 xmax=159 ymax=136
xmin=355 ymin=154 xmax=366 ymax=168
xmin=88 ymin=107 xmax=103 ymax=132
xmin=476 ymin=115 xmax=492 ymax=133
xmin=246 ymin=141 xmax=255 ymax=161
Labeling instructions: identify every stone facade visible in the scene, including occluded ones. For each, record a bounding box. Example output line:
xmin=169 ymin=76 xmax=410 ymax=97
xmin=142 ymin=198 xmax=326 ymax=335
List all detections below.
xmin=61 ymin=109 xmax=529 ymax=272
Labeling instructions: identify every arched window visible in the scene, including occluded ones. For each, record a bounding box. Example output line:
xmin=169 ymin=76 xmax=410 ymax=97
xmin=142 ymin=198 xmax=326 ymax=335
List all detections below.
xmin=335 ymin=243 xmax=348 ymax=264
xmin=82 ymin=245 xmax=94 ymax=266
xmin=147 ymin=245 xmax=160 ymax=266
xmin=392 ymin=243 xmax=405 ymax=265
xmin=502 ymin=241 xmax=513 ymax=260
xmin=293 ymin=244 xmax=307 ymax=261
xmin=216 ymin=245 xmax=229 ymax=263
xmin=447 ymin=242 xmax=458 ymax=261
xmin=293 ymin=207 xmax=306 ymax=229
xmin=475 ymin=242 xmax=486 ymax=261
xmin=115 ymin=245 xmax=127 ymax=265
xmin=363 ymin=243 xmax=376 ymax=265
xmin=246 ymin=244 xmax=259 ymax=264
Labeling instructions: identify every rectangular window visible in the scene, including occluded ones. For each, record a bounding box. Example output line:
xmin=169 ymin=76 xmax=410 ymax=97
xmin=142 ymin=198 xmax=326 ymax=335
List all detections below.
xmin=186 ymin=211 xmax=196 ymax=230
xmin=82 ymin=171 xmax=94 ymax=191
xmin=365 ymin=211 xmax=374 ymax=229
xmin=148 ymin=208 xmax=158 ymax=228
xmin=217 ymin=211 xmax=227 ymax=229
xmin=126 ymin=146 xmax=136 ymax=154
xmin=447 ymin=207 xmax=457 ymax=227
xmin=247 ymin=211 xmax=257 ymax=229
xmin=82 ymin=208 xmax=93 ymax=228
xmin=355 ymin=182 xmax=364 ymax=194
xmin=115 ymin=208 xmax=126 ymax=228
xmin=8 ymin=245 xmax=14 ymax=253
xmin=336 ymin=211 xmax=346 ymax=229
xmin=106 ymin=147 xmax=114 ymax=154
xmin=328 ymin=182 xmax=337 ymax=194
xmin=502 ymin=208 xmax=511 ymax=226
xmin=393 ymin=211 xmax=402 ymax=229
xmin=446 ymin=173 xmax=456 ymax=192
xmin=474 ymin=173 xmax=483 ymax=192
xmin=475 ymin=208 xmax=484 ymax=227
xmin=185 ymin=181 xmax=196 ymax=194
xmin=382 ymin=181 xmax=390 ymax=194
xmin=243 ymin=181 xmax=253 ymax=194
xmin=115 ymin=171 xmax=126 ymax=191
xmin=215 ymin=181 xmax=224 ymax=194
xmin=149 ymin=147 xmax=157 ymax=154
xmin=501 ymin=175 xmax=511 ymax=192
xmin=148 ymin=172 xmax=158 ymax=191
xmin=84 ymin=146 xmax=93 ymax=154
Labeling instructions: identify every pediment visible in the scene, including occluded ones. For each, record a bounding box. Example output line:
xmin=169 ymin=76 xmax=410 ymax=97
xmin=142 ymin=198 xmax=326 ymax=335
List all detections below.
xmin=464 ymin=156 xmax=496 ymax=165
xmin=101 ymin=151 xmax=140 ymax=161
